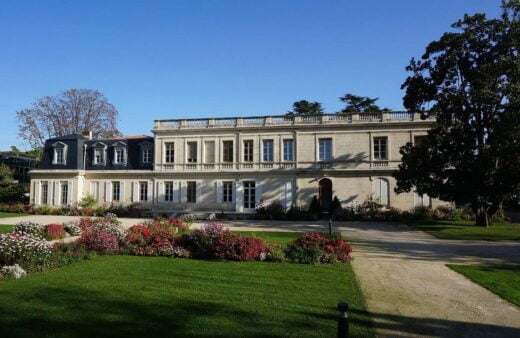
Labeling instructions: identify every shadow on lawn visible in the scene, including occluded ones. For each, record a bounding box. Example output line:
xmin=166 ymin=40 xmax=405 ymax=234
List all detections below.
xmin=0 ymin=284 xmax=340 ymax=338
xmin=348 ymin=308 xmax=520 ymax=337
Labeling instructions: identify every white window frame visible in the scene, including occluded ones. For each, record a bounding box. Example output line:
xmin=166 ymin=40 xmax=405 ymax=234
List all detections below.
xmin=112 ymin=142 xmax=128 ymax=166
xmin=142 ymin=148 xmax=152 ymax=163
xmin=262 ymin=139 xmax=274 ymax=162
xmin=112 ymin=181 xmax=121 ymax=201
xmin=223 ymin=181 xmax=233 ymax=203
xmin=222 ymin=140 xmax=234 ymax=163
xmin=373 ymin=137 xmax=388 ymax=160
xmin=165 ymin=142 xmax=175 ymax=163
xmin=41 ymin=181 xmax=49 ymax=205
xmin=187 ymin=141 xmax=198 ymax=163
xmin=318 ymin=138 xmax=333 ymax=161
xmin=243 ymin=140 xmax=254 ymax=162
xmin=60 ymin=181 xmax=69 ymax=205
xmin=51 ymin=142 xmax=68 ymax=165
xmin=92 ymin=142 xmax=107 ymax=166
xmin=164 ymin=181 xmax=174 ymax=202
xmin=283 ymin=139 xmax=294 ymax=161
xmin=139 ymin=181 xmax=148 ymax=202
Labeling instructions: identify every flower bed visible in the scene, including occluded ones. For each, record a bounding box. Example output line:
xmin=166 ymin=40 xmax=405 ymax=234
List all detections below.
xmin=284 ymin=233 xmax=353 ymax=264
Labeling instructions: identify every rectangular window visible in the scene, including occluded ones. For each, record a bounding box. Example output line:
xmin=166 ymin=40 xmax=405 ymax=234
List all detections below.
xmin=243 ymin=181 xmax=256 ymax=209
xmin=223 ymin=141 xmax=233 ymax=163
xmin=373 ymin=137 xmax=388 ymax=160
xmin=41 ymin=181 xmax=48 ymax=205
xmin=61 ymin=182 xmax=68 ymax=205
xmin=165 ymin=143 xmax=175 ymax=163
xmin=243 ymin=140 xmax=253 ymax=162
xmin=187 ymin=142 xmax=197 ymax=163
xmin=55 ymin=149 xmax=64 ymax=164
xmin=283 ymin=139 xmax=294 ymax=161
xmin=115 ymin=148 xmax=125 ymax=164
xmin=204 ymin=141 xmax=215 ymax=163
xmin=223 ymin=181 xmax=233 ymax=203
xmin=142 ymin=148 xmax=152 ymax=163
xmin=112 ymin=181 xmax=120 ymax=201
xmin=187 ymin=181 xmax=196 ymax=203
xmin=263 ymin=140 xmax=274 ymax=162
xmin=94 ymin=148 xmax=104 ymax=164
xmin=318 ymin=138 xmax=332 ymax=161
xmin=164 ymin=182 xmax=174 ymax=202
xmin=139 ymin=182 xmax=148 ymax=201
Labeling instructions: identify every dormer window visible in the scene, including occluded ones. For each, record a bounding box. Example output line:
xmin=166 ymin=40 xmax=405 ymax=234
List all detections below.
xmin=138 ymin=140 xmax=153 ymax=166
xmin=112 ymin=141 xmax=128 ymax=166
xmin=91 ymin=142 xmax=107 ymax=166
xmin=51 ymin=142 xmax=67 ymax=165
xmin=142 ymin=148 xmax=152 ymax=163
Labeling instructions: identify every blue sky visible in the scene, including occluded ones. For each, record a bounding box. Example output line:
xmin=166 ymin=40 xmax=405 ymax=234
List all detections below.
xmin=0 ymin=0 xmax=500 ymax=150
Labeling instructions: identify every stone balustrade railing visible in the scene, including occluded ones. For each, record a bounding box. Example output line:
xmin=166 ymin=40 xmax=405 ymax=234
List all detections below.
xmin=154 ymin=112 xmax=432 ymax=130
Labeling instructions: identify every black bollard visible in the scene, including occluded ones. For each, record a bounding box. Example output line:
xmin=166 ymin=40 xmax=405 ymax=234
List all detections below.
xmin=337 ymin=301 xmax=349 ymax=338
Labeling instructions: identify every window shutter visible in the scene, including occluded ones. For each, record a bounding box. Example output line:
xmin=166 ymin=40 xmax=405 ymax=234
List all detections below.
xmin=120 ymin=182 xmax=125 ymax=202
xmin=67 ymin=181 xmax=73 ymax=205
xmin=53 ymin=181 xmax=60 ymax=206
xmin=34 ymin=181 xmax=41 ymax=206
xmin=235 ymin=181 xmax=243 ymax=212
xmin=196 ymin=181 xmax=202 ymax=204
xmin=147 ymin=181 xmax=152 ymax=201
xmin=380 ymin=179 xmax=389 ymax=206
xmin=133 ymin=182 xmax=139 ymax=202
xmin=105 ymin=182 xmax=112 ymax=203
xmin=284 ymin=180 xmax=293 ymax=210
xmin=255 ymin=181 xmax=262 ymax=208
xmin=180 ymin=182 xmax=187 ymax=203
xmin=158 ymin=181 xmax=165 ymax=202
xmin=216 ymin=181 xmax=223 ymax=203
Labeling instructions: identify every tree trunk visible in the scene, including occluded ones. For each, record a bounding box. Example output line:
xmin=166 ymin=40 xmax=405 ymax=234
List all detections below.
xmin=475 ymin=207 xmax=492 ymax=227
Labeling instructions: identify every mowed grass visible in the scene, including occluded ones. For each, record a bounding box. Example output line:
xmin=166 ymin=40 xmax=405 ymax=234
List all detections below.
xmin=408 ymin=220 xmax=520 ymax=241
xmin=0 ymin=224 xmax=13 ymax=234
xmin=447 ymin=265 xmax=520 ymax=307
xmin=234 ymin=231 xmax=301 ymax=247
xmin=0 ymin=255 xmax=374 ymax=337
xmin=0 ymin=212 xmax=25 ymax=218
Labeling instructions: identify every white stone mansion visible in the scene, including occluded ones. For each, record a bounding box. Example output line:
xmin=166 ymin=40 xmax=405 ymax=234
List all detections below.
xmin=29 ymin=111 xmax=440 ymax=214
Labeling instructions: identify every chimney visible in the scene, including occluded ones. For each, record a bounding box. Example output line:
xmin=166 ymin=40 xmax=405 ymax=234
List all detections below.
xmin=82 ymin=130 xmax=93 ymax=140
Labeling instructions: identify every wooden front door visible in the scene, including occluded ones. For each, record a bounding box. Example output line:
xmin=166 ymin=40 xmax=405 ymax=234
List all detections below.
xmin=318 ymin=178 xmax=332 ymax=211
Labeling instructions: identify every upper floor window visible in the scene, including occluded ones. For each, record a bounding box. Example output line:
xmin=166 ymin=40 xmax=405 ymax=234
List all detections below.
xmin=142 ymin=148 xmax=152 ymax=163
xmin=243 ymin=140 xmax=253 ymax=162
xmin=204 ymin=141 xmax=215 ymax=163
xmin=263 ymin=140 xmax=274 ymax=162
xmin=318 ymin=138 xmax=332 ymax=161
xmin=92 ymin=142 xmax=107 ymax=166
xmin=223 ymin=141 xmax=233 ymax=163
xmin=373 ymin=137 xmax=388 ymax=160
xmin=114 ymin=148 xmax=125 ymax=164
xmin=283 ymin=139 xmax=294 ymax=161
xmin=187 ymin=142 xmax=197 ymax=163
xmin=165 ymin=143 xmax=175 ymax=163
xmin=52 ymin=142 xmax=67 ymax=165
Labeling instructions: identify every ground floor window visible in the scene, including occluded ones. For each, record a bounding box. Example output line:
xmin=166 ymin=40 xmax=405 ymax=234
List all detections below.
xmin=41 ymin=181 xmax=48 ymax=205
xmin=61 ymin=182 xmax=68 ymax=205
xmin=223 ymin=181 xmax=233 ymax=203
xmin=187 ymin=181 xmax=196 ymax=203
xmin=140 ymin=182 xmax=148 ymax=201
xmin=112 ymin=182 xmax=121 ymax=201
xmin=373 ymin=178 xmax=389 ymax=206
xmin=165 ymin=182 xmax=174 ymax=202
xmin=243 ymin=181 xmax=256 ymax=209
xmin=91 ymin=181 xmax=99 ymax=201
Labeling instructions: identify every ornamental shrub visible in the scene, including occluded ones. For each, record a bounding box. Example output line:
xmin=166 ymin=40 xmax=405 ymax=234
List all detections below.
xmin=124 ymin=224 xmax=176 ymax=257
xmin=64 ymin=223 xmax=82 ymax=236
xmin=44 ymin=223 xmax=66 ymax=240
xmin=212 ymin=231 xmax=269 ymax=261
xmin=79 ymin=230 xmax=119 ymax=254
xmin=176 ymin=222 xmax=225 ymax=259
xmin=0 ymin=232 xmax=52 ymax=271
xmin=13 ymin=221 xmax=45 ymax=237
xmin=284 ymin=233 xmax=352 ymax=264
xmin=309 ymin=196 xmax=321 ymax=215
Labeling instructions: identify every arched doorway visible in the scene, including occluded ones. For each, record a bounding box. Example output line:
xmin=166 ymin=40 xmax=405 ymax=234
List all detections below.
xmin=318 ymin=178 xmax=332 ymax=211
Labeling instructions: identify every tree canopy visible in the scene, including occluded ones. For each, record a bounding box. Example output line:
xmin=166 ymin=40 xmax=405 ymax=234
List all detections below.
xmin=17 ymin=88 xmax=121 ymax=148
xmin=394 ymin=0 xmax=520 ymax=226
xmin=339 ymin=94 xmax=390 ymax=113
xmin=286 ymin=100 xmax=324 ymax=115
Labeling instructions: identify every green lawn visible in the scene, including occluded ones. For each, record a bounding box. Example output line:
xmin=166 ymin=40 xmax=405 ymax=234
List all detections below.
xmin=0 ymin=212 xmax=26 ymax=218
xmin=0 ymin=224 xmax=13 ymax=234
xmin=0 ymin=255 xmax=373 ymax=337
xmin=234 ymin=231 xmax=301 ymax=247
xmin=407 ymin=220 xmax=520 ymax=241
xmin=448 ymin=265 xmax=520 ymax=307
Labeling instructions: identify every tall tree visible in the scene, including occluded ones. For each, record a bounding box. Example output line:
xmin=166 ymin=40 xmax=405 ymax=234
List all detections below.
xmin=286 ymin=100 xmax=324 ymax=115
xmin=17 ymin=89 xmax=121 ymax=148
xmin=394 ymin=0 xmax=520 ymax=226
xmin=339 ymin=94 xmax=390 ymax=113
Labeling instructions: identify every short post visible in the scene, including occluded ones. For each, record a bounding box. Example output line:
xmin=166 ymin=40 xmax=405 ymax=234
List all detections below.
xmin=328 ymin=218 xmax=332 ymax=235
xmin=337 ymin=301 xmax=349 ymax=338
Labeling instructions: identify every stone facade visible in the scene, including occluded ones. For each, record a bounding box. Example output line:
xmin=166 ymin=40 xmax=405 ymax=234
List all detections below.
xmin=29 ymin=112 xmax=441 ymax=213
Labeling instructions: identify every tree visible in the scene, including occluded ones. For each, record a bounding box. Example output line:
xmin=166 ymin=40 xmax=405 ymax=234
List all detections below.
xmin=339 ymin=94 xmax=390 ymax=113
xmin=17 ymin=89 xmax=121 ymax=148
xmin=0 ymin=164 xmax=14 ymax=186
xmin=394 ymin=1 xmax=520 ymax=227
xmin=287 ymin=100 xmax=324 ymax=115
